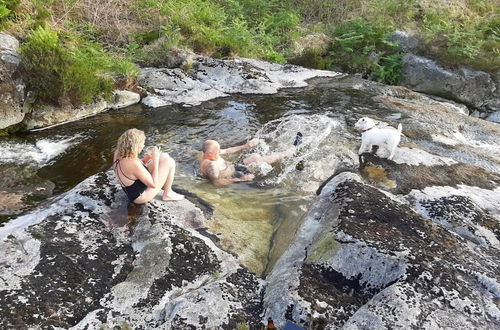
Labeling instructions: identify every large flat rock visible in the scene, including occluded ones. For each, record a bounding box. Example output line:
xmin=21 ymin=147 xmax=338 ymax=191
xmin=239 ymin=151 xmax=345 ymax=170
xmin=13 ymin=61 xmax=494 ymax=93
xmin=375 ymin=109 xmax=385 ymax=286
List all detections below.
xmin=0 ymin=171 xmax=263 ymax=329
xmin=139 ymin=57 xmax=342 ymax=107
xmin=263 ymin=168 xmax=499 ymax=328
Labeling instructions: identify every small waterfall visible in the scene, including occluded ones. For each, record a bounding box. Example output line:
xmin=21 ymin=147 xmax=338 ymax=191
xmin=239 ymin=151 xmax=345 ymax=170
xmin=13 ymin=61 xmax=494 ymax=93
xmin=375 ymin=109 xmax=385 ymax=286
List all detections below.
xmin=0 ymin=135 xmax=80 ymax=166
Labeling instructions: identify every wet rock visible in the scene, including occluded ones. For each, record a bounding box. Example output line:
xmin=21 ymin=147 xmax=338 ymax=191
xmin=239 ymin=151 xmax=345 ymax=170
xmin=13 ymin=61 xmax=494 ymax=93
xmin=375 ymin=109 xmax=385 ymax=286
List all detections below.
xmin=263 ymin=172 xmax=499 ymax=329
xmin=139 ymin=57 xmax=342 ymax=107
xmin=0 ymin=171 xmax=263 ymax=329
xmin=0 ymin=164 xmax=55 ymax=216
xmin=401 ymin=54 xmax=499 ymax=114
xmin=109 ymin=90 xmax=141 ymax=110
xmin=359 ymin=150 xmax=500 ymax=194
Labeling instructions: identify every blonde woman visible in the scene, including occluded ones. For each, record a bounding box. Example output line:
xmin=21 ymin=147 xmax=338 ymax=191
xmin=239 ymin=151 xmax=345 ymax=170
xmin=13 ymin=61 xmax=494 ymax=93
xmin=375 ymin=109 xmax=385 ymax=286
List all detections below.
xmin=113 ymin=128 xmax=184 ymax=203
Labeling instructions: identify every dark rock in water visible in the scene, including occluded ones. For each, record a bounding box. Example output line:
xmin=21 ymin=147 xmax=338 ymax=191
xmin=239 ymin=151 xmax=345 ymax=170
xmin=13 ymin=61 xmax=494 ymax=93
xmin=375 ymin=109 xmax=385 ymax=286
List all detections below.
xmin=0 ymin=164 xmax=55 ymax=217
xmin=359 ymin=151 xmax=500 ymax=194
xmin=0 ymin=171 xmax=263 ymax=329
xmin=263 ymin=171 xmax=499 ymax=329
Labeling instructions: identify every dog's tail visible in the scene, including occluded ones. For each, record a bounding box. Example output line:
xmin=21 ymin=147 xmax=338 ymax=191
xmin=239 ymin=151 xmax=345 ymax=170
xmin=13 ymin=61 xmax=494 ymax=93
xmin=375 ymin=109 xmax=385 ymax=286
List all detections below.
xmin=397 ymin=123 xmax=402 ymax=134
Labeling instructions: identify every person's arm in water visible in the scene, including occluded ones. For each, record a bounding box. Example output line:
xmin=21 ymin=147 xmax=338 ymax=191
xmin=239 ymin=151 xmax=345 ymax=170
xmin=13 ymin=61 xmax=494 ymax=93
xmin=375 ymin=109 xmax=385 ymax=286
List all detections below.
xmin=220 ymin=139 xmax=258 ymax=155
xmin=205 ymin=163 xmax=254 ymax=187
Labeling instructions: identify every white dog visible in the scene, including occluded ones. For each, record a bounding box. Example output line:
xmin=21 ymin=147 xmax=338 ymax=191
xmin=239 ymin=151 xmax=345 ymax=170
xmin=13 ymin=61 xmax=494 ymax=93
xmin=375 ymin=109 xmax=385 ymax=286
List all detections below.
xmin=355 ymin=117 xmax=402 ymax=160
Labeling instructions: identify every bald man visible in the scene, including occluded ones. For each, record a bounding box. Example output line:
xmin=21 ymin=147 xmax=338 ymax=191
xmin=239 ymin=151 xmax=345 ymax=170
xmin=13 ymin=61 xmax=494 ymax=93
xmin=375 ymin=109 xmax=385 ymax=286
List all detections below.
xmin=200 ymin=138 xmax=296 ymax=186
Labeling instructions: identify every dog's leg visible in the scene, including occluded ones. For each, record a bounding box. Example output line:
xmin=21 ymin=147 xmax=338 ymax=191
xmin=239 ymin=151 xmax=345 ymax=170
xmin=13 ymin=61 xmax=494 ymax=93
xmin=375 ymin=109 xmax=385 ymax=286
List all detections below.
xmin=358 ymin=142 xmax=370 ymax=155
xmin=388 ymin=145 xmax=396 ymax=160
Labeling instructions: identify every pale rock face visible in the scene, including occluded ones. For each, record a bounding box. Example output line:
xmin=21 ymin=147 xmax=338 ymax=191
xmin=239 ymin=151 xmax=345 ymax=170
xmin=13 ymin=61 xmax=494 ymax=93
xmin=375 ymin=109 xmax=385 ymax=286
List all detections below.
xmin=0 ymin=33 xmax=19 ymax=52
xmin=22 ymin=99 xmax=109 ymax=130
xmin=138 ymin=57 xmax=342 ymax=107
xmin=387 ymin=30 xmax=419 ymax=52
xmin=109 ymin=90 xmax=141 ymax=109
xmin=0 ymin=171 xmax=264 ymax=329
xmin=0 ymin=33 xmax=25 ymax=130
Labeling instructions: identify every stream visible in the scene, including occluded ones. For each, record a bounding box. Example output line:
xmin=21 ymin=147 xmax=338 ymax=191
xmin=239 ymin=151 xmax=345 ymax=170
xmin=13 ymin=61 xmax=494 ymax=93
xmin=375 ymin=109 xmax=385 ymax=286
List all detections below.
xmin=1 ymin=75 xmax=498 ymax=277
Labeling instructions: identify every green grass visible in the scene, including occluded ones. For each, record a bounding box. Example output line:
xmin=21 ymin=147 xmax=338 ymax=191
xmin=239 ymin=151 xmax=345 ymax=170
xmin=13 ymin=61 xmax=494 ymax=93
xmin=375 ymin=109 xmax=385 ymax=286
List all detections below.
xmin=20 ymin=26 xmax=137 ymax=106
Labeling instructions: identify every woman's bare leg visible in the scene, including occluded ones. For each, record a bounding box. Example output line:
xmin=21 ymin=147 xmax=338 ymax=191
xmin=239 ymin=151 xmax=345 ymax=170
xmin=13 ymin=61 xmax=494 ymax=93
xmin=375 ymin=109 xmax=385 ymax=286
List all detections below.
xmin=134 ymin=153 xmax=183 ymax=203
xmin=160 ymin=155 xmax=183 ymax=201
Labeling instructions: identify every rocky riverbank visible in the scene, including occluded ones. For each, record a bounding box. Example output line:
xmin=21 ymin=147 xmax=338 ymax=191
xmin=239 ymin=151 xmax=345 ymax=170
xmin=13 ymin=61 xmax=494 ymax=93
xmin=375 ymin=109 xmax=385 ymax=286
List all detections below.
xmin=1 ymin=74 xmax=499 ymax=328
xmin=2 ymin=29 xmax=499 ymax=133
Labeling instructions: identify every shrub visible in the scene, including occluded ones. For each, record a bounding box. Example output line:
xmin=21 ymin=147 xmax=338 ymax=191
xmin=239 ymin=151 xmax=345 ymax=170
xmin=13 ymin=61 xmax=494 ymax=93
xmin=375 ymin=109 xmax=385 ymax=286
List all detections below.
xmin=328 ymin=18 xmax=403 ymax=84
xmin=0 ymin=0 xmax=19 ymax=21
xmin=420 ymin=2 xmax=499 ymax=71
xmin=20 ymin=26 xmax=137 ymax=106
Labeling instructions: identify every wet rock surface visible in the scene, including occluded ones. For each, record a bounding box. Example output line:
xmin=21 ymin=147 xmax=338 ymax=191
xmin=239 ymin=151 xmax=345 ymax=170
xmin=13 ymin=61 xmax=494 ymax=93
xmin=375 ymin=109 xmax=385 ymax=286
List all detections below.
xmin=0 ymin=71 xmax=499 ymax=329
xmin=138 ymin=56 xmax=342 ymax=107
xmin=0 ymin=164 xmax=55 ymax=217
xmin=0 ymin=171 xmax=263 ymax=329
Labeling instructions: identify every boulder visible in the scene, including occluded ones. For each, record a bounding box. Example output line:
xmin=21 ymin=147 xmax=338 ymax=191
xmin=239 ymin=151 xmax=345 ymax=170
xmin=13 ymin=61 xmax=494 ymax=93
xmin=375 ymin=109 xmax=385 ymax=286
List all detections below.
xmin=292 ymin=33 xmax=331 ymax=56
xmin=0 ymin=33 xmax=25 ymax=131
xmin=0 ymin=33 xmax=19 ymax=52
xmin=387 ymin=31 xmax=419 ymax=52
xmin=263 ymin=169 xmax=499 ymax=328
xmin=22 ymin=99 xmax=109 ymax=130
xmin=109 ymin=90 xmax=141 ymax=109
xmin=21 ymin=90 xmax=142 ymax=130
xmin=0 ymin=171 xmax=264 ymax=329
xmin=401 ymin=54 xmax=499 ymax=113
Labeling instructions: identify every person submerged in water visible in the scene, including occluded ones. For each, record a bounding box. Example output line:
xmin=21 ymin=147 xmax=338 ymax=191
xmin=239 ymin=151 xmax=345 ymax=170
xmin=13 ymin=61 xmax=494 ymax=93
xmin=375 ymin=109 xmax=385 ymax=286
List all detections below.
xmin=200 ymin=133 xmax=302 ymax=186
xmin=113 ymin=128 xmax=184 ymax=203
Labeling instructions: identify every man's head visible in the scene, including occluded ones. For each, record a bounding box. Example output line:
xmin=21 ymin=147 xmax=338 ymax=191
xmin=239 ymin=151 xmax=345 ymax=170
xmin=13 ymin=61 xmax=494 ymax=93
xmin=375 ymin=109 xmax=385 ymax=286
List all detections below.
xmin=202 ymin=140 xmax=220 ymax=160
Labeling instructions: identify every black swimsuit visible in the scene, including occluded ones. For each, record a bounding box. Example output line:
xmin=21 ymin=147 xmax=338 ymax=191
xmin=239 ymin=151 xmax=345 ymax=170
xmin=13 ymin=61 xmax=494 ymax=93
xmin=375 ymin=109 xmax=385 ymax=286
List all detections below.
xmin=114 ymin=159 xmax=148 ymax=202
xmin=232 ymin=164 xmax=250 ymax=178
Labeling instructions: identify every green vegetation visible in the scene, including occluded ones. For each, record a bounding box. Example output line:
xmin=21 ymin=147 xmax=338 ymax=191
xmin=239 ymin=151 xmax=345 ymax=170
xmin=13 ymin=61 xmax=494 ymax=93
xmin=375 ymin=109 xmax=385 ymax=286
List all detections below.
xmin=329 ymin=18 xmax=404 ymax=84
xmin=20 ymin=26 xmax=137 ymax=106
xmin=1 ymin=0 xmax=498 ymax=106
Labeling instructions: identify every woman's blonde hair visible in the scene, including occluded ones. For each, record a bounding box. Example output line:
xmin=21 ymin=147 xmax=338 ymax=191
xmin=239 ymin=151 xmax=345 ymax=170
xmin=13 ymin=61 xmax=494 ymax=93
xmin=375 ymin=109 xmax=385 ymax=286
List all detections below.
xmin=115 ymin=128 xmax=146 ymax=158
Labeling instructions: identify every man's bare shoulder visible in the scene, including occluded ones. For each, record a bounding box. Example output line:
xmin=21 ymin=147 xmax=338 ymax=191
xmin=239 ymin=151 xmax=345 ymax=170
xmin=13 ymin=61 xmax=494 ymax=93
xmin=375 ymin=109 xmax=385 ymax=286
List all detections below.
xmin=201 ymin=160 xmax=219 ymax=179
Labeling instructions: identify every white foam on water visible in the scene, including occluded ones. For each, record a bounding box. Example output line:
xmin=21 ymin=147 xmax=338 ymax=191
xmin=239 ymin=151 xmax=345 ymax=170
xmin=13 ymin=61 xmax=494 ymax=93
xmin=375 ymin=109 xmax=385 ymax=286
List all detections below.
xmin=0 ymin=135 xmax=80 ymax=166
xmin=247 ymin=114 xmax=344 ymax=186
xmin=431 ymin=131 xmax=500 ymax=157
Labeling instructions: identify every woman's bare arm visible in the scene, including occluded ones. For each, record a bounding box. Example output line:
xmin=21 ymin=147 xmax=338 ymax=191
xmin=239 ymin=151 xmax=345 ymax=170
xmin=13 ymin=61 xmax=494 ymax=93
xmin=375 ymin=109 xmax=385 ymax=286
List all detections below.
xmin=134 ymin=147 xmax=160 ymax=188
